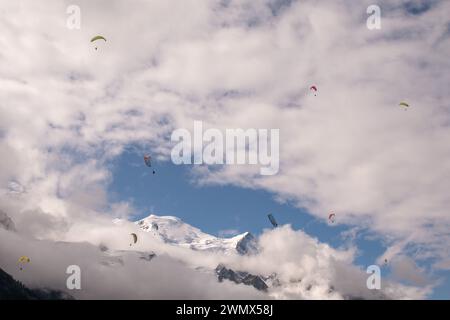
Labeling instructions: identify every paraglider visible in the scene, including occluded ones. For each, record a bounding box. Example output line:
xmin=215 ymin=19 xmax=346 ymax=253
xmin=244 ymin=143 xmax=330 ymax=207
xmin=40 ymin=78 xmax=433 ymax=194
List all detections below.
xmin=399 ymin=102 xmax=409 ymax=109
xmin=328 ymin=213 xmax=336 ymax=223
xmin=90 ymin=35 xmax=106 ymax=50
xmin=130 ymin=233 xmax=138 ymax=246
xmin=310 ymin=85 xmax=318 ymax=96
xmin=144 ymin=155 xmax=156 ymax=174
xmin=18 ymin=256 xmax=30 ymax=271
xmin=267 ymin=214 xmax=278 ymax=228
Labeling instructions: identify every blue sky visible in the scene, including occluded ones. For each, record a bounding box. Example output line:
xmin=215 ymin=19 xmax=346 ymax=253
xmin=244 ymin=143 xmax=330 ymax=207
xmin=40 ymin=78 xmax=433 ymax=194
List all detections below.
xmin=108 ymin=149 xmax=450 ymax=299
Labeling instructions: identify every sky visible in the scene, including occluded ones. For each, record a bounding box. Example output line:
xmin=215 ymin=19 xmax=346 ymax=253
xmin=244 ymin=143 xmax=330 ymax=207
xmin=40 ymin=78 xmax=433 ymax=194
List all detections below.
xmin=0 ymin=0 xmax=449 ymax=299
xmin=109 ymin=150 xmax=449 ymax=298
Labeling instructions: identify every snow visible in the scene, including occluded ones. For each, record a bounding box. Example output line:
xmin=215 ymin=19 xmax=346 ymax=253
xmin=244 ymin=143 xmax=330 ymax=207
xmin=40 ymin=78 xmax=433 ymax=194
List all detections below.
xmin=136 ymin=214 xmax=256 ymax=255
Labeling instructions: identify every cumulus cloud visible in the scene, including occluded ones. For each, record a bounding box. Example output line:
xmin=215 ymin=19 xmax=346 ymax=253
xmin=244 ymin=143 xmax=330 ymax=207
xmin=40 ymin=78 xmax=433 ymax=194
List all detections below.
xmin=0 ymin=227 xmax=266 ymax=299
xmin=390 ymin=255 xmax=430 ymax=286
xmin=0 ymin=217 xmax=429 ymax=299
xmin=0 ymin=0 xmax=448 ymax=298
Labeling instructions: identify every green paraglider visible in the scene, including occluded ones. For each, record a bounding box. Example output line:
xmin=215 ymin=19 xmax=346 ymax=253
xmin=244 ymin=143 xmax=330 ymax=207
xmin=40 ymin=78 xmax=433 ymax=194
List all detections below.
xmin=90 ymin=35 xmax=106 ymax=50
xmin=91 ymin=35 xmax=106 ymax=42
xmin=399 ymin=102 xmax=409 ymax=109
xmin=130 ymin=233 xmax=138 ymax=246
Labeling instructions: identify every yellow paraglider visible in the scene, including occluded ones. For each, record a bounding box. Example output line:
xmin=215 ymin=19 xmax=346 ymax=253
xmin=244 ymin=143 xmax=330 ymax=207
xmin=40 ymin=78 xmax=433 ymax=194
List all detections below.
xmin=18 ymin=256 xmax=30 ymax=271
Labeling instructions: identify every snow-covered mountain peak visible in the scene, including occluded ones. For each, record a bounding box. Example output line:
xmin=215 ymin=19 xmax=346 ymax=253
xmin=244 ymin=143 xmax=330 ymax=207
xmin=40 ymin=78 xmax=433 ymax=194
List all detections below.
xmin=136 ymin=214 xmax=258 ymax=255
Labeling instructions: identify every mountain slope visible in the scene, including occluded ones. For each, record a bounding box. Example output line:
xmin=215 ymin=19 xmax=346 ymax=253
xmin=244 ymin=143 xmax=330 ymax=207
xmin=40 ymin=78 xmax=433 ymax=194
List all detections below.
xmin=216 ymin=264 xmax=269 ymax=291
xmin=0 ymin=268 xmax=73 ymax=300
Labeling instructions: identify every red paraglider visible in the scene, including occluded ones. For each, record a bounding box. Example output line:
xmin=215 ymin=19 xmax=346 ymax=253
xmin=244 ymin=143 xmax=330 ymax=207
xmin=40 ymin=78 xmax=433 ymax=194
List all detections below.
xmin=310 ymin=85 xmax=318 ymax=96
xmin=144 ymin=155 xmax=156 ymax=174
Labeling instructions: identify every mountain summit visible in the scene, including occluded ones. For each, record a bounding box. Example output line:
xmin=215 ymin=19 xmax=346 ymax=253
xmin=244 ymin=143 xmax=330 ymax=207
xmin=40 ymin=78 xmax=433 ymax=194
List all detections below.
xmin=136 ymin=214 xmax=258 ymax=255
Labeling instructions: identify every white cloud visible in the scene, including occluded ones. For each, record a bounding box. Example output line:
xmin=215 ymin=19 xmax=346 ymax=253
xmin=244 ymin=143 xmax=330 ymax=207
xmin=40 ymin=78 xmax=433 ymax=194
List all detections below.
xmin=0 ymin=226 xmax=266 ymax=299
xmin=0 ymin=219 xmax=430 ymax=299
xmin=390 ymin=255 xmax=430 ymax=286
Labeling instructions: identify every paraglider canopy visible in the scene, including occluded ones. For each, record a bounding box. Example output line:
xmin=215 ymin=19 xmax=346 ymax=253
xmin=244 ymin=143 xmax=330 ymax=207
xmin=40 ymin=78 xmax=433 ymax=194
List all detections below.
xmin=328 ymin=213 xmax=336 ymax=223
xmin=144 ymin=154 xmax=156 ymax=174
xmin=130 ymin=233 xmax=138 ymax=246
xmin=18 ymin=256 xmax=30 ymax=263
xmin=144 ymin=155 xmax=152 ymax=167
xmin=267 ymin=214 xmax=278 ymax=228
xmin=310 ymin=85 xmax=318 ymax=96
xmin=90 ymin=35 xmax=106 ymax=50
xmin=90 ymin=35 xmax=106 ymax=43
xmin=399 ymin=102 xmax=409 ymax=109
xmin=18 ymin=256 xmax=30 ymax=271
